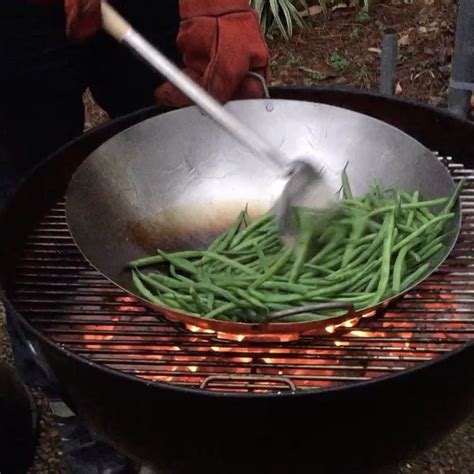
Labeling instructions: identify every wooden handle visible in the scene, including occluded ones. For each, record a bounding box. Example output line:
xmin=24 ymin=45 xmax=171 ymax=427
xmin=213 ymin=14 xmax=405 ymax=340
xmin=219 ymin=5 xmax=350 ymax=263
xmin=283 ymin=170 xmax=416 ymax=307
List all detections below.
xmin=101 ymin=2 xmax=131 ymax=41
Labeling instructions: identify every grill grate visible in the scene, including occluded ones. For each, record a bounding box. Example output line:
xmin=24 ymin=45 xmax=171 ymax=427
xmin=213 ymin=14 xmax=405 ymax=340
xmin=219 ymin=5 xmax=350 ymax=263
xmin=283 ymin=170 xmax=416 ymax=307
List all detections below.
xmin=10 ymin=156 xmax=474 ymax=393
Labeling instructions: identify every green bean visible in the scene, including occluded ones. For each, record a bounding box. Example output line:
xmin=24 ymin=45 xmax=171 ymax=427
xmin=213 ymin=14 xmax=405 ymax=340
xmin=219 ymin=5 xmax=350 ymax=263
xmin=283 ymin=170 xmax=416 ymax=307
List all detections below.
xmin=137 ymin=270 xmax=174 ymax=294
xmin=251 ymin=247 xmax=293 ymax=290
xmin=301 ymin=264 xmax=333 ymax=277
xmin=306 ymin=261 xmax=379 ymax=298
xmin=243 ymin=208 xmax=251 ymax=227
xmin=129 ymin=250 xmax=203 ymax=268
xmin=261 ymin=281 xmax=310 ymax=294
xmin=148 ymin=272 xmax=191 ymax=290
xmin=169 ymin=292 xmax=196 ymax=313
xmin=372 ymin=211 xmax=395 ymax=304
xmin=408 ymin=250 xmax=421 ymax=263
xmin=342 ymin=166 xmax=353 ymax=199
xmin=231 ymin=233 xmax=273 ymax=253
xmin=392 ymin=245 xmax=409 ymax=293
xmin=406 ymin=191 xmax=419 ymax=227
xmin=157 ymin=250 xmax=198 ymax=274
xmin=415 ymin=211 xmax=430 ymax=225
xmin=397 ymin=223 xmax=416 ymax=234
xmin=207 ymin=292 xmax=215 ymax=311
xmin=442 ymin=179 xmax=465 ymax=214
xmin=195 ymin=282 xmax=243 ymax=306
xmin=132 ymin=271 xmax=166 ymax=305
xmin=324 ymin=262 xmax=369 ymax=282
xmin=313 ymin=254 xmax=344 ymax=271
xmin=345 ymin=233 xmax=376 ymax=245
xmin=189 ymin=285 xmax=209 ymax=314
xmin=401 ymin=263 xmax=431 ymax=291
xmin=391 ymin=213 xmax=454 ymax=253
xmin=234 ymin=288 xmax=268 ymax=310
xmin=343 ymin=214 xmax=390 ymax=270
xmin=342 ymin=215 xmax=368 ymax=266
xmin=207 ymin=230 xmax=231 ymax=252
xmin=199 ymin=252 xmax=258 ymax=276
xmin=366 ymin=197 xmax=449 ymax=218
xmin=313 ymin=244 xmax=346 ymax=265
xmin=169 ymin=265 xmax=195 ymax=284
xmin=129 ymin=174 xmax=462 ymax=325
xmin=418 ymin=242 xmax=444 ymax=262
xmin=255 ymin=243 xmax=270 ymax=272
xmin=205 ymin=302 xmax=237 ymax=319
xmin=349 ymin=272 xmax=378 ymax=294
xmin=248 ymin=289 xmax=304 ymax=304
xmin=365 ymin=271 xmax=380 ymax=293
xmin=230 ymin=213 xmax=273 ymax=248
xmin=289 ymin=227 xmax=313 ymax=283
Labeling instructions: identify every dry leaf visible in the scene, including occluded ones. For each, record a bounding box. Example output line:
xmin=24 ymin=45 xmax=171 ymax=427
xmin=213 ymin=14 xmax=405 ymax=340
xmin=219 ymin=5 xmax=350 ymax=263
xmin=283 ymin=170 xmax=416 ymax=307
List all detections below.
xmin=332 ymin=3 xmax=348 ymax=11
xmin=368 ymin=47 xmax=382 ymax=54
xmin=418 ymin=26 xmax=428 ymax=34
xmin=424 ymin=0 xmax=435 ymax=4
xmin=398 ymin=34 xmax=410 ymax=47
xmin=395 ymin=82 xmax=403 ymax=95
xmin=299 ymin=5 xmax=323 ymax=17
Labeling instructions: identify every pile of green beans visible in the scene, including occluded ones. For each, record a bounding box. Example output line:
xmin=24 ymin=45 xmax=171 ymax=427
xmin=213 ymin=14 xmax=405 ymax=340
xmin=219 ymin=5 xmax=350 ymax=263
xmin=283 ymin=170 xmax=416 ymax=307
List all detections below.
xmin=128 ymin=176 xmax=464 ymax=323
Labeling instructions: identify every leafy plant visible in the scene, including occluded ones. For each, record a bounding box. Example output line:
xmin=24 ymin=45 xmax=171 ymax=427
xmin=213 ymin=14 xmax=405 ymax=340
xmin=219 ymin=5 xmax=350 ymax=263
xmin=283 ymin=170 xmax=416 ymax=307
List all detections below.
xmin=251 ymin=0 xmax=307 ymax=40
xmin=350 ymin=26 xmax=360 ymax=40
xmin=328 ymin=50 xmax=350 ymax=71
xmin=356 ymin=9 xmax=371 ymax=22
xmin=355 ymin=64 xmax=369 ymax=82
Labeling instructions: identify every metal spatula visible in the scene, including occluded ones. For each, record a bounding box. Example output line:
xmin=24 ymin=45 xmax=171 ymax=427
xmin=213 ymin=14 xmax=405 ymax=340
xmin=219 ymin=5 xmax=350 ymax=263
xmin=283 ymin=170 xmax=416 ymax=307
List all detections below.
xmin=100 ymin=2 xmax=337 ymax=244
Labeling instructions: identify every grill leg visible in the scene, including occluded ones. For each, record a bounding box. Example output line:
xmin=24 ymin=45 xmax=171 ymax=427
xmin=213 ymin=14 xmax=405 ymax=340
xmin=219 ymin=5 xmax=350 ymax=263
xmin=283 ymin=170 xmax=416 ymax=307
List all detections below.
xmin=4 ymin=306 xmax=59 ymax=391
xmin=448 ymin=0 xmax=474 ymax=118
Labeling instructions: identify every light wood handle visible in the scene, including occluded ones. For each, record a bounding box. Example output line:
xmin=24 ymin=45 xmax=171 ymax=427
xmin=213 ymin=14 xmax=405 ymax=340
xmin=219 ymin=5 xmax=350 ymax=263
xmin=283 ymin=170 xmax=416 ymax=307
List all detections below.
xmin=101 ymin=2 xmax=131 ymax=41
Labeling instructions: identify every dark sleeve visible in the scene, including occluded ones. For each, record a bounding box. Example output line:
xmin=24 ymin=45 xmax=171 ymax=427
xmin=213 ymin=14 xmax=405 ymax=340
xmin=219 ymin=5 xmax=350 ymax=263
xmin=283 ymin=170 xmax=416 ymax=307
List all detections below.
xmin=0 ymin=1 xmax=86 ymax=193
xmin=88 ymin=0 xmax=181 ymax=118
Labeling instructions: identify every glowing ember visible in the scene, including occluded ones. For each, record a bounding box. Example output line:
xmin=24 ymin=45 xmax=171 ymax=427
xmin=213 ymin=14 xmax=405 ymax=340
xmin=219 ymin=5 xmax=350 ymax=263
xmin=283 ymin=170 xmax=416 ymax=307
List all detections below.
xmin=187 ymin=325 xmax=214 ymax=334
xmin=67 ymin=286 xmax=470 ymax=393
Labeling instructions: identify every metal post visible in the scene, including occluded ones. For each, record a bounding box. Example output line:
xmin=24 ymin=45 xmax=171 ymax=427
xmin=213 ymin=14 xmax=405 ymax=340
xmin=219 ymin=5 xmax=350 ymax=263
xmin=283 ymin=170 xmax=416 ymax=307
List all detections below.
xmin=380 ymin=33 xmax=398 ymax=95
xmin=448 ymin=0 xmax=474 ymax=118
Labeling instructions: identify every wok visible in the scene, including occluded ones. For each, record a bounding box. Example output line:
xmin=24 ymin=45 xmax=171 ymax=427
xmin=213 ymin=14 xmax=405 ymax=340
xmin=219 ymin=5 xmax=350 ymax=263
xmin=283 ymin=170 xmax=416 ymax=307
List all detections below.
xmin=65 ymin=99 xmax=460 ymax=336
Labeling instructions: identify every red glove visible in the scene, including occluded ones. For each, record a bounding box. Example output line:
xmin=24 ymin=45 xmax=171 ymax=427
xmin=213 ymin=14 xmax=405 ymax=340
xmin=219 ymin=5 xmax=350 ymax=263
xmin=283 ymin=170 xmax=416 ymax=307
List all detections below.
xmin=64 ymin=0 xmax=101 ymax=40
xmin=156 ymin=0 xmax=271 ymax=107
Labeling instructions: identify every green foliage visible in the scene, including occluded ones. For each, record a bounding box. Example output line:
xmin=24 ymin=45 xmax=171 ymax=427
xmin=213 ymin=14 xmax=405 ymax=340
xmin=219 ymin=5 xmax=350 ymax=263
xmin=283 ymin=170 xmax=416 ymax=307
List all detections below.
xmin=251 ymin=0 xmax=374 ymax=40
xmin=251 ymin=0 xmax=307 ymax=40
xmin=328 ymin=50 xmax=350 ymax=71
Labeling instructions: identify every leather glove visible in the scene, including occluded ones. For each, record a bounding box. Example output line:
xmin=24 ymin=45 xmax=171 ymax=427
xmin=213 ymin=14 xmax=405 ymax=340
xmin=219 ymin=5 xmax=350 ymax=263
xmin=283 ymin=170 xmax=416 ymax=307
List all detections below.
xmin=156 ymin=0 xmax=271 ymax=107
xmin=64 ymin=0 xmax=101 ymax=40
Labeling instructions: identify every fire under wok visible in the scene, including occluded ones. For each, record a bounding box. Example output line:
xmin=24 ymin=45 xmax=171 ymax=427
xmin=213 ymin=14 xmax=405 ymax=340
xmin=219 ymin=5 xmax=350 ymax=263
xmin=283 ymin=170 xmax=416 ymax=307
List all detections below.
xmin=65 ymin=99 xmax=461 ymax=336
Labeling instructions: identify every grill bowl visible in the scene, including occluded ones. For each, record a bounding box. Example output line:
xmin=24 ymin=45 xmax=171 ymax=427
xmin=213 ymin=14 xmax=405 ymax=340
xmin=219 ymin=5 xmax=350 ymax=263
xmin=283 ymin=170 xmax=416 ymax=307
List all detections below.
xmin=2 ymin=87 xmax=474 ymax=473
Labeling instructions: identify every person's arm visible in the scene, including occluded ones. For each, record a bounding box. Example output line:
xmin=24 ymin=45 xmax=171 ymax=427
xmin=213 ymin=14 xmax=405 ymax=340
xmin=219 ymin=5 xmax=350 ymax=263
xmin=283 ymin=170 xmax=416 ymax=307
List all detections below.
xmin=39 ymin=0 xmax=270 ymax=105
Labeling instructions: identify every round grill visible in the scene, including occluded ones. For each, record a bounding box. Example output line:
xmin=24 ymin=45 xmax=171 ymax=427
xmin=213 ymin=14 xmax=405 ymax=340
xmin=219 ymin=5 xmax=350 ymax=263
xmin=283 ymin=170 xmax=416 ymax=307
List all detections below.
xmin=10 ymin=154 xmax=474 ymax=394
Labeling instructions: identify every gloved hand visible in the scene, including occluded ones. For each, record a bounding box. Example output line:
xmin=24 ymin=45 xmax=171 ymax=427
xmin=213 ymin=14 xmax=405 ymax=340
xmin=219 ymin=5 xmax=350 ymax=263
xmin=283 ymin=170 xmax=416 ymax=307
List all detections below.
xmin=156 ymin=0 xmax=271 ymax=107
xmin=64 ymin=0 xmax=101 ymax=40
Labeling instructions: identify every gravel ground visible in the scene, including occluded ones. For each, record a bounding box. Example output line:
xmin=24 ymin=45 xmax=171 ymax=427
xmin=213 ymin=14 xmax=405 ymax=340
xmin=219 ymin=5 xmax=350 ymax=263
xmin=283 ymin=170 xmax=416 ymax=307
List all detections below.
xmin=1 ymin=303 xmax=474 ymax=473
